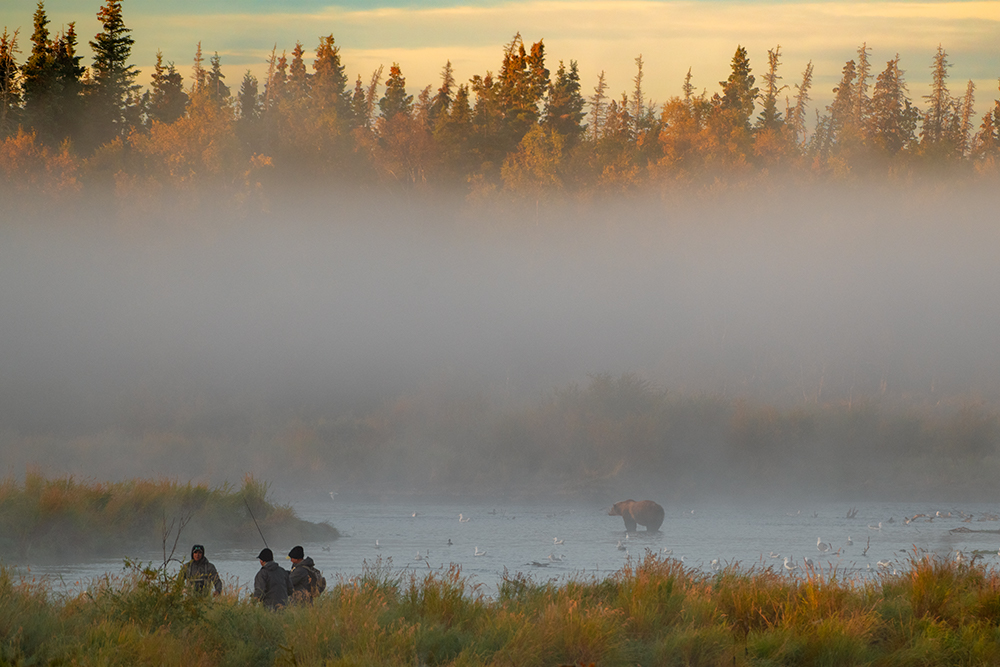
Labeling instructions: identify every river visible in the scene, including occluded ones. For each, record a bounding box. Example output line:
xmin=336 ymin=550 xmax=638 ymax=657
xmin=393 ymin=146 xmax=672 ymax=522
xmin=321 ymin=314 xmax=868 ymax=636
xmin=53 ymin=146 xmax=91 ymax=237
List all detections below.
xmin=13 ymin=497 xmax=1000 ymax=596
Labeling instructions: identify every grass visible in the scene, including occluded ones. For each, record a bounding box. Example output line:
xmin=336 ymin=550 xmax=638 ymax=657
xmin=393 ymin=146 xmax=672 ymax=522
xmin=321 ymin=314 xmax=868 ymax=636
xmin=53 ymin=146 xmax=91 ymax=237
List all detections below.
xmin=0 ymin=472 xmax=337 ymax=563
xmin=5 ymin=551 xmax=1000 ymax=666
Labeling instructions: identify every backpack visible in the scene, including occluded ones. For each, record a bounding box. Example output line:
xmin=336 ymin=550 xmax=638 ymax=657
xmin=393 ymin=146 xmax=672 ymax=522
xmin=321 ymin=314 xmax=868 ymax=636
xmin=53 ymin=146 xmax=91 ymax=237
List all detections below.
xmin=305 ymin=565 xmax=326 ymax=596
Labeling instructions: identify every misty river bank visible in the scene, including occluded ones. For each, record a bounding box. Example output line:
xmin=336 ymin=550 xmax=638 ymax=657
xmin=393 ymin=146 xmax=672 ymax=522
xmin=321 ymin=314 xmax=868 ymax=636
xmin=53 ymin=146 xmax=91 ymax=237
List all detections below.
xmin=4 ymin=381 xmax=1000 ymax=506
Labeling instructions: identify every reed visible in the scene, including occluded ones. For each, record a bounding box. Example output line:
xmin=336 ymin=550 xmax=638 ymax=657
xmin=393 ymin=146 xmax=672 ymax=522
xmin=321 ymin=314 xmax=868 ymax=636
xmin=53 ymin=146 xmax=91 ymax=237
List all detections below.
xmin=0 ymin=472 xmax=337 ymax=563
xmin=8 ymin=553 xmax=1000 ymax=665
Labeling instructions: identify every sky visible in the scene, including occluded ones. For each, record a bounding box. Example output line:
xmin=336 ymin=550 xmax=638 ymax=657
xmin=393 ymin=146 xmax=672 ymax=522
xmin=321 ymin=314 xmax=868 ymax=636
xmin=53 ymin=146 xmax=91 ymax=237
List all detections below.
xmin=2 ymin=1 xmax=999 ymax=121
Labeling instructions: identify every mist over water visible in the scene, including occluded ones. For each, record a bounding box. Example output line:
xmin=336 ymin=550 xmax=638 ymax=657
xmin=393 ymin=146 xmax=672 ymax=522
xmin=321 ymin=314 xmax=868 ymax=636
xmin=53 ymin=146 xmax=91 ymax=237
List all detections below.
xmin=2 ymin=186 xmax=1000 ymax=500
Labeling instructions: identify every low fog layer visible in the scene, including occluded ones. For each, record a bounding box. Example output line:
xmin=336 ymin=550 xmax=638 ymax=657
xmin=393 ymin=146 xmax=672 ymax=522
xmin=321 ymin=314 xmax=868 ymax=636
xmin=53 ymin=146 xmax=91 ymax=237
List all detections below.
xmin=2 ymin=187 xmax=999 ymax=495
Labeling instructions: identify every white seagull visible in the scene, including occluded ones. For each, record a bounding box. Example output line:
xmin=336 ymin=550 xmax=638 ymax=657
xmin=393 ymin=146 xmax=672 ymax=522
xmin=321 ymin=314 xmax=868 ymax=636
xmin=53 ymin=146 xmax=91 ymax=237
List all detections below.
xmin=783 ymin=557 xmax=798 ymax=572
xmin=846 ymin=536 xmax=853 ymax=546
xmin=616 ymin=540 xmax=627 ymax=551
xmin=375 ymin=539 xmax=380 ymax=549
xmin=553 ymin=537 xmax=564 ymax=545
xmin=474 ymin=546 xmax=486 ymax=556
xmin=817 ymin=537 xmax=831 ymax=553
xmin=459 ymin=513 xmax=470 ymax=523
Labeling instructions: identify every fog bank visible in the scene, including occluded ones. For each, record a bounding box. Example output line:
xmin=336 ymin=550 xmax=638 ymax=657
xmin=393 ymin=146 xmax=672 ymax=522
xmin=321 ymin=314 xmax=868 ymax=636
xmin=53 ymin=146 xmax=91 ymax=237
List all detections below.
xmin=2 ymin=186 xmax=999 ymax=496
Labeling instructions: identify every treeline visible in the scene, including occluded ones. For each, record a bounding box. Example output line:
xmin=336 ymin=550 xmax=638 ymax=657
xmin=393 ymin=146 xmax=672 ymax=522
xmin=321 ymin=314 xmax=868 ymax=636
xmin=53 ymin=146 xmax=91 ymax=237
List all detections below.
xmin=7 ymin=374 xmax=999 ymax=501
xmin=2 ymin=1 xmax=1000 ymax=206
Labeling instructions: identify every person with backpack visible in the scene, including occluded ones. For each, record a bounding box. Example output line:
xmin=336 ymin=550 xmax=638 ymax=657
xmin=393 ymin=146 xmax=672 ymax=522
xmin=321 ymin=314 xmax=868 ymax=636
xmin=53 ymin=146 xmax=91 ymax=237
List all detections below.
xmin=254 ymin=548 xmax=293 ymax=610
xmin=288 ymin=545 xmax=325 ymax=603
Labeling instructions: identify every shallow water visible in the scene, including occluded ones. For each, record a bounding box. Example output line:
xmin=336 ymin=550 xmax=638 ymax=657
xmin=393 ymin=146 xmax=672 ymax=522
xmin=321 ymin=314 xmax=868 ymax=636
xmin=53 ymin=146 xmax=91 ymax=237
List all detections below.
xmin=15 ymin=498 xmax=1000 ymax=597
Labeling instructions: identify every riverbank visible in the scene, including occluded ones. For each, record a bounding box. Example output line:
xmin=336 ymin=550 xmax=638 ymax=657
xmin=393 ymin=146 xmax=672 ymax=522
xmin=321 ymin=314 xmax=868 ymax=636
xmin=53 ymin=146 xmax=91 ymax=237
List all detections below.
xmin=3 ymin=552 xmax=999 ymax=666
xmin=0 ymin=473 xmax=338 ymax=564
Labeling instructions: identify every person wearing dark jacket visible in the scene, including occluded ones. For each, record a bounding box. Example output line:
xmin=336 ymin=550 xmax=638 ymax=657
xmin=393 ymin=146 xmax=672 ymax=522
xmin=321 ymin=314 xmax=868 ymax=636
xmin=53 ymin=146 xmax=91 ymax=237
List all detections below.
xmin=183 ymin=544 xmax=222 ymax=595
xmin=253 ymin=548 xmax=292 ymax=609
xmin=288 ymin=545 xmax=319 ymax=603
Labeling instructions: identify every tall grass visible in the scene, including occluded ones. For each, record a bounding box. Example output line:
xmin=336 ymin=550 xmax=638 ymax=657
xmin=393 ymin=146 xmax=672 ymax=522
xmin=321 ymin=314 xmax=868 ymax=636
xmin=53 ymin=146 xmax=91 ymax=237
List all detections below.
xmin=8 ymin=550 xmax=1000 ymax=665
xmin=0 ymin=472 xmax=337 ymax=562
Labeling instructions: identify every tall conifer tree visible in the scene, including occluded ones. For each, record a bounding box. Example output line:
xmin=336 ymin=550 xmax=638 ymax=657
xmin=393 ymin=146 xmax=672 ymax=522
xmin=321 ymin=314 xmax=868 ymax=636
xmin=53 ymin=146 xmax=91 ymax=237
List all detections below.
xmin=379 ymin=63 xmax=412 ymax=120
xmin=755 ymin=45 xmax=785 ymax=131
xmin=717 ymin=45 xmax=758 ymax=130
xmin=544 ymin=60 xmax=586 ymax=143
xmin=312 ymin=35 xmax=347 ymax=113
xmin=146 ymin=50 xmax=187 ymax=124
xmin=0 ymin=28 xmax=19 ymax=137
xmin=88 ymin=0 xmax=139 ymax=144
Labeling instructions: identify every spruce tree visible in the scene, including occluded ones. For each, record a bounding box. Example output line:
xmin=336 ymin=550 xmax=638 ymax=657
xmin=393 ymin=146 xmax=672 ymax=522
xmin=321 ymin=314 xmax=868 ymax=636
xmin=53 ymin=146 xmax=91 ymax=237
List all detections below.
xmin=206 ymin=52 xmax=230 ymax=106
xmin=786 ymin=61 xmax=812 ymax=146
xmin=312 ymin=35 xmax=347 ymax=113
xmin=717 ymin=45 xmax=758 ymax=128
xmin=287 ymin=42 xmax=309 ymax=101
xmin=0 ymin=28 xmax=20 ymax=138
xmin=544 ymin=59 xmax=586 ymax=144
xmin=920 ymin=45 xmax=952 ymax=152
xmin=237 ymin=70 xmax=260 ymax=122
xmin=22 ymin=2 xmax=59 ymax=137
xmin=588 ymin=70 xmax=608 ymax=141
xmin=755 ymin=45 xmax=785 ymax=131
xmin=630 ymin=54 xmax=646 ymax=136
xmin=88 ymin=0 xmax=140 ymax=144
xmin=852 ymin=43 xmax=871 ymax=130
xmin=379 ymin=63 xmax=412 ymax=120
xmin=428 ymin=60 xmax=454 ymax=127
xmin=146 ymin=50 xmax=187 ymax=124
xmin=956 ymin=79 xmax=975 ymax=157
xmin=348 ymin=74 xmax=366 ymax=128
xmin=869 ymin=55 xmax=917 ymax=155
xmin=496 ymin=34 xmax=549 ymax=148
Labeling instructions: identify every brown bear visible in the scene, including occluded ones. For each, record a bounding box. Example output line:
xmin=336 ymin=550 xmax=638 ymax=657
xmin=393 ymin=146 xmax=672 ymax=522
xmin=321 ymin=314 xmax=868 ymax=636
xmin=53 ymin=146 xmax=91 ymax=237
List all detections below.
xmin=608 ymin=499 xmax=665 ymax=533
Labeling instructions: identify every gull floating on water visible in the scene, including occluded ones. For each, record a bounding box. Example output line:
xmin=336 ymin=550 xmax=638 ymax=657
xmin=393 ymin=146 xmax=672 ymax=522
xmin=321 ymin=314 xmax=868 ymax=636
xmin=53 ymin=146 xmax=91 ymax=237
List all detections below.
xmin=617 ymin=540 xmax=627 ymax=551
xmin=846 ymin=536 xmax=853 ymax=546
xmin=768 ymin=552 xmax=781 ymax=559
xmin=548 ymin=553 xmax=564 ymax=562
xmin=662 ymin=548 xmax=673 ymax=555
xmin=817 ymin=537 xmax=831 ymax=553
xmin=474 ymin=546 xmax=486 ymax=556
xmin=553 ymin=537 xmax=564 ymax=545
xmin=329 ymin=491 xmax=337 ymax=501
xmin=375 ymin=539 xmax=380 ymax=549
xmin=710 ymin=559 xmax=721 ymax=572
xmin=459 ymin=513 xmax=470 ymax=523
xmin=868 ymin=522 xmax=882 ymax=531
xmin=783 ymin=557 xmax=797 ymax=572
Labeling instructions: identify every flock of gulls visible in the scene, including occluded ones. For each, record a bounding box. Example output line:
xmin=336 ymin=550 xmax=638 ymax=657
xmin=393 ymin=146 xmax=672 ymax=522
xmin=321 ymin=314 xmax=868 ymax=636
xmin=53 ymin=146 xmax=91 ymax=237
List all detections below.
xmin=329 ymin=494 xmax=1000 ymax=578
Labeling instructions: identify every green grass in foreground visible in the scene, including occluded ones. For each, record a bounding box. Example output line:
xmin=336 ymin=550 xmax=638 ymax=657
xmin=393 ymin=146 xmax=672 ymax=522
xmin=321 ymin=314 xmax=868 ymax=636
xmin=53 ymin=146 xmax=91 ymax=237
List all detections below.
xmin=4 ymin=552 xmax=1000 ymax=666
xmin=0 ymin=473 xmax=338 ymax=562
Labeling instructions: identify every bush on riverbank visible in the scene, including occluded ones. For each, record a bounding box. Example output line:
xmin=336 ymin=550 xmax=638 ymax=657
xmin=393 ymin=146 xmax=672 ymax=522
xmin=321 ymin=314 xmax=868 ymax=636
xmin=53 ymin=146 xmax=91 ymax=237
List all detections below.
xmin=3 ymin=551 xmax=1000 ymax=666
xmin=0 ymin=473 xmax=337 ymax=563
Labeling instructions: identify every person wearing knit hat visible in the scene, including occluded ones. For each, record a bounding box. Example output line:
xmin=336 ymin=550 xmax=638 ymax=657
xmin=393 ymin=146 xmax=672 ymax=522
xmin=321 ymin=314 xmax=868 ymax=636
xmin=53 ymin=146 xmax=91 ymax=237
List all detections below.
xmin=182 ymin=544 xmax=222 ymax=595
xmin=253 ymin=547 xmax=292 ymax=609
xmin=288 ymin=545 xmax=325 ymax=603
